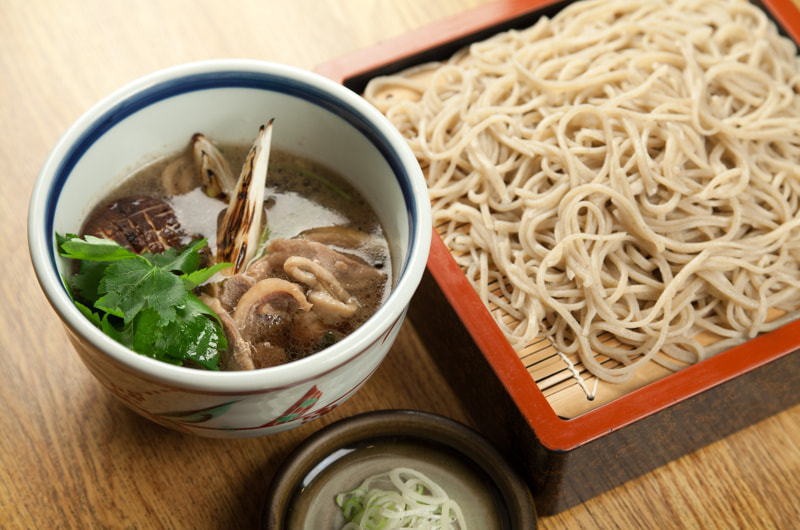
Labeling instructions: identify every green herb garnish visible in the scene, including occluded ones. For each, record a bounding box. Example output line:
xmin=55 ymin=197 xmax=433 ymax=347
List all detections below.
xmin=57 ymin=233 xmax=232 ymax=370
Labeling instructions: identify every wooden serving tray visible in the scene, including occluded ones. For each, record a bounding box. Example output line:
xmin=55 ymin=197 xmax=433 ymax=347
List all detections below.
xmin=316 ymin=0 xmax=800 ymax=515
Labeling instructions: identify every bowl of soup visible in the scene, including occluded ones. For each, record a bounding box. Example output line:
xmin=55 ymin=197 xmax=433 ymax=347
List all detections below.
xmin=27 ymin=59 xmax=432 ymax=437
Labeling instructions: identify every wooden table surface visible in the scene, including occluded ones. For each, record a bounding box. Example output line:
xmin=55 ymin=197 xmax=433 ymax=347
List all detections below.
xmin=2 ymin=0 xmax=799 ymax=528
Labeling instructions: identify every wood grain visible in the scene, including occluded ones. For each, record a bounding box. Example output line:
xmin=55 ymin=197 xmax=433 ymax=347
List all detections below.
xmin=2 ymin=0 xmax=799 ymax=528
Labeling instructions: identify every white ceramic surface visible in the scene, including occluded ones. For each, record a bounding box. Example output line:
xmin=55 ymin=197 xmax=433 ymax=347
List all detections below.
xmin=28 ymin=59 xmax=431 ymax=438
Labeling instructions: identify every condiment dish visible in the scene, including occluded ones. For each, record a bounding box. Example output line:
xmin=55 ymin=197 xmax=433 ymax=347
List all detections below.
xmin=262 ymin=410 xmax=537 ymax=529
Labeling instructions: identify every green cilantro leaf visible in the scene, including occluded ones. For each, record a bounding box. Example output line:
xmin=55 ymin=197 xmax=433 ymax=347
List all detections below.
xmin=148 ymin=237 xmax=206 ymax=274
xmin=96 ymin=258 xmax=186 ymax=325
xmin=157 ymin=297 xmax=228 ymax=370
xmin=71 ymin=260 xmax=110 ymax=303
xmin=59 ymin=233 xmax=139 ymax=262
xmin=57 ymin=233 xmax=232 ymax=370
xmin=184 ymin=262 xmax=233 ymax=289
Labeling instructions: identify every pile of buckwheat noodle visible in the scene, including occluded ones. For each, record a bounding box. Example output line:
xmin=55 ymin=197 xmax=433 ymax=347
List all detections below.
xmin=364 ymin=0 xmax=800 ymax=383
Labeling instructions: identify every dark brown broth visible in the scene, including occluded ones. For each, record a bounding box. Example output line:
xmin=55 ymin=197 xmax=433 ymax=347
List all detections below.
xmin=84 ymin=141 xmax=392 ymax=370
xmin=104 ymin=145 xmax=388 ymax=262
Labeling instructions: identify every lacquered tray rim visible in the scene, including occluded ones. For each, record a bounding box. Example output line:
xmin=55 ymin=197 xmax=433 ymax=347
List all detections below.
xmin=315 ymin=0 xmax=800 ymax=451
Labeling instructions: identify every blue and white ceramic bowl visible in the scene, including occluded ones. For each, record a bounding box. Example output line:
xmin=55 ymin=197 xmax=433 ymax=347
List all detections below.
xmin=28 ymin=60 xmax=431 ymax=438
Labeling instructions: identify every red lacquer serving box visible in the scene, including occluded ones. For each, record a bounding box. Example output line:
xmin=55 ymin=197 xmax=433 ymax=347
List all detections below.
xmin=316 ymin=0 xmax=800 ymax=515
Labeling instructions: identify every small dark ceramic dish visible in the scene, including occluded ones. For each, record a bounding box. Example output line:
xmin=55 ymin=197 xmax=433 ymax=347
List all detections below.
xmin=262 ymin=410 xmax=536 ymax=529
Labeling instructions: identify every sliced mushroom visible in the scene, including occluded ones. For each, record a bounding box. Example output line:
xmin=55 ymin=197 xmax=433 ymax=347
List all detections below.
xmin=192 ymin=133 xmax=236 ymax=200
xmin=216 ymin=120 xmax=274 ymax=273
xmin=202 ymin=273 xmax=255 ymax=313
xmin=232 ymin=278 xmax=314 ymax=368
xmin=259 ymin=238 xmax=387 ymax=293
xmin=299 ymin=226 xmax=391 ymax=273
xmin=80 ymin=196 xmax=186 ymax=254
xmin=299 ymin=226 xmax=375 ymax=247
xmin=284 ymin=256 xmax=358 ymax=319
xmin=233 ymin=277 xmax=312 ymax=324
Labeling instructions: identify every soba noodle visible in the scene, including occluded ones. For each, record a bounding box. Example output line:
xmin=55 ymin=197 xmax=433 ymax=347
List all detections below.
xmin=364 ymin=0 xmax=800 ymax=383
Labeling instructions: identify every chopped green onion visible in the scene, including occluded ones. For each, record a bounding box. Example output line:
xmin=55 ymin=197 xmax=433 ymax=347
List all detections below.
xmin=334 ymin=467 xmax=467 ymax=529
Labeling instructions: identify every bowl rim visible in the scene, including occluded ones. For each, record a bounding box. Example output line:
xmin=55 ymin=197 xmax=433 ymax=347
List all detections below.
xmin=261 ymin=409 xmax=537 ymax=529
xmin=27 ymin=59 xmax=432 ymax=392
